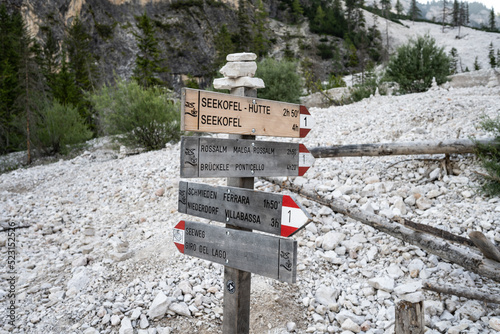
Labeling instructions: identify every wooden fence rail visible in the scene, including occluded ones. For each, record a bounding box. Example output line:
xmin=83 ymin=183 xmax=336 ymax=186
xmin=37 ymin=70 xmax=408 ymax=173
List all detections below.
xmin=310 ymin=138 xmax=497 ymax=158
xmin=264 ymin=177 xmax=500 ymax=284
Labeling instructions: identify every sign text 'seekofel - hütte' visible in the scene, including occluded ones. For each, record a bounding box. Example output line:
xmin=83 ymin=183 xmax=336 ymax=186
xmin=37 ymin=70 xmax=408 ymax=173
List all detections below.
xmin=181 ymin=88 xmax=314 ymax=138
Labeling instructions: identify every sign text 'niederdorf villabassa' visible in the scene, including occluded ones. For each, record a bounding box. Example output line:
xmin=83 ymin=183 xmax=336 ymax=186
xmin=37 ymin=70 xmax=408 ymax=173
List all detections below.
xmin=178 ymin=181 xmax=311 ymax=237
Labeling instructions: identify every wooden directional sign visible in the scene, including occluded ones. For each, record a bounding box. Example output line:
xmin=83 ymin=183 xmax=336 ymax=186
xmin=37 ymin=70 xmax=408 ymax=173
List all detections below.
xmin=178 ymin=181 xmax=311 ymax=237
xmin=180 ymin=136 xmax=314 ymax=178
xmin=181 ymin=88 xmax=314 ymax=138
xmin=173 ymin=220 xmax=297 ymax=283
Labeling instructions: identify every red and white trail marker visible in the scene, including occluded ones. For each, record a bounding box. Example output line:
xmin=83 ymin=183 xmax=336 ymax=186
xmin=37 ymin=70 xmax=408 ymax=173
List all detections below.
xmin=298 ymin=144 xmax=314 ymax=177
xmin=280 ymin=195 xmax=311 ymax=237
xmin=178 ymin=181 xmax=311 ymax=237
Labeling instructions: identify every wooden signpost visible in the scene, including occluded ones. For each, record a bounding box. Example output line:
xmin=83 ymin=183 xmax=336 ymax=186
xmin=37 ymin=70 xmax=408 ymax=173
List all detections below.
xmin=178 ymin=181 xmax=311 ymax=237
xmin=173 ymin=220 xmax=297 ymax=283
xmin=181 ymin=88 xmax=314 ymax=138
xmin=180 ymin=137 xmax=314 ymax=178
xmin=174 ymin=53 xmax=314 ymax=333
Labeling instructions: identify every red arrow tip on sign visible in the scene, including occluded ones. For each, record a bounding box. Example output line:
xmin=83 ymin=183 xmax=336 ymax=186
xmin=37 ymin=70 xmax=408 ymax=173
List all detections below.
xmin=281 ymin=195 xmax=310 ymax=237
xmin=173 ymin=221 xmax=186 ymax=253
xmin=299 ymin=105 xmax=314 ymax=138
xmin=298 ymin=144 xmax=314 ymax=176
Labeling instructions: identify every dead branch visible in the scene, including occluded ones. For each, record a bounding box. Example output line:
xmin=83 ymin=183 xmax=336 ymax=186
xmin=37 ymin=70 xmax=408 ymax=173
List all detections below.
xmin=423 ymin=281 xmax=500 ymax=304
xmin=264 ymin=177 xmax=500 ymax=284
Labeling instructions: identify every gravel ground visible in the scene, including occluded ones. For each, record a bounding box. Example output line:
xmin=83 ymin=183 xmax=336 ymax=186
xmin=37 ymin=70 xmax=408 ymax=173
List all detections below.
xmin=1 ymin=81 xmax=500 ymax=334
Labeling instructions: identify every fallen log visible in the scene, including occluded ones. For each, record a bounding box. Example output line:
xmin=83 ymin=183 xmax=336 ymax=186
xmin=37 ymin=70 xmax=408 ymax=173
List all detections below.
xmin=310 ymin=138 xmax=497 ymax=158
xmin=423 ymin=281 xmax=500 ymax=304
xmin=468 ymin=231 xmax=500 ymax=262
xmin=264 ymin=178 xmax=500 ymax=284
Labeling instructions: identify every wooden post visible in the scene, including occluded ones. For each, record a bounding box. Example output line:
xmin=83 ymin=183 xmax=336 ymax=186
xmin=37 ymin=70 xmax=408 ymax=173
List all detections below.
xmin=222 ymin=86 xmax=257 ymax=334
xmin=395 ymin=300 xmax=424 ymax=334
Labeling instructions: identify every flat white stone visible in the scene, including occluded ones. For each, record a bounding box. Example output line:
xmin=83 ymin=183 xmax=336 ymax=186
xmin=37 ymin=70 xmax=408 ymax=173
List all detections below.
xmin=341 ymin=318 xmax=361 ymax=333
xmin=400 ymin=291 xmax=424 ymax=303
xmin=321 ymin=231 xmax=346 ymax=251
xmin=489 ymin=317 xmax=500 ymax=331
xmin=368 ymin=276 xmax=394 ymax=292
xmin=456 ymin=300 xmax=486 ymax=321
xmin=213 ymin=77 xmax=265 ymax=90
xmin=315 ymin=285 xmax=340 ymax=306
xmin=169 ymin=302 xmax=191 ymax=317
xmin=219 ymin=62 xmax=257 ymax=78
xmin=394 ymin=281 xmax=422 ymax=295
xmin=226 ymin=52 xmax=257 ymax=61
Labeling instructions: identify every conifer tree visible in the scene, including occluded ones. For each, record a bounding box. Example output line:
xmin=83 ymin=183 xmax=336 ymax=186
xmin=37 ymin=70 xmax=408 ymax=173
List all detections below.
xmin=132 ymin=12 xmax=168 ymax=88
xmin=236 ymin=0 xmax=252 ymax=51
xmin=64 ymin=16 xmax=99 ymax=131
xmin=380 ymin=0 xmax=391 ymax=61
xmin=214 ymin=24 xmax=234 ymax=71
xmin=395 ymin=0 xmax=404 ymax=17
xmin=291 ymin=0 xmax=304 ymax=23
xmin=312 ymin=6 xmax=326 ymax=32
xmin=466 ymin=3 xmax=470 ymax=25
xmin=441 ymin=0 xmax=448 ymax=32
xmin=489 ymin=42 xmax=497 ymax=68
xmin=452 ymin=0 xmax=460 ymax=27
xmin=40 ymin=28 xmax=59 ymax=94
xmin=474 ymin=56 xmax=480 ymax=70
xmin=449 ymin=47 xmax=459 ymax=74
xmin=489 ymin=8 xmax=497 ymax=31
xmin=253 ymin=0 xmax=269 ymax=57
xmin=0 ymin=4 xmax=21 ymax=153
xmin=65 ymin=17 xmax=98 ymax=94
xmin=380 ymin=0 xmax=391 ymax=18
xmin=408 ymin=0 xmax=421 ymax=22
xmin=52 ymin=51 xmax=80 ymax=106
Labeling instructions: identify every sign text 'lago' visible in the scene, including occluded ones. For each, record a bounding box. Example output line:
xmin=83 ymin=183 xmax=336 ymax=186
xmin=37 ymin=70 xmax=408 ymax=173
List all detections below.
xmin=173 ymin=220 xmax=297 ymax=283
xmin=181 ymin=88 xmax=314 ymax=138
xmin=180 ymin=137 xmax=314 ymax=178
xmin=178 ymin=181 xmax=311 ymax=237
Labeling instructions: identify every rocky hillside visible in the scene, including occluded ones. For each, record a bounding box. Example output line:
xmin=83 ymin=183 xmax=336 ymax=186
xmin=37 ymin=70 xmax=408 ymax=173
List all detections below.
xmin=10 ymin=0 xmax=257 ymax=88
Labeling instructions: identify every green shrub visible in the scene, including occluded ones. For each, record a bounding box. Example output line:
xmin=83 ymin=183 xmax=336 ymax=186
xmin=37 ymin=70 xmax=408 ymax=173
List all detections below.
xmin=91 ymin=79 xmax=180 ymax=150
xmin=255 ymin=58 xmax=302 ymax=103
xmin=384 ymin=34 xmax=451 ymax=93
xmin=324 ymin=74 xmax=346 ymax=89
xmin=33 ymin=100 xmax=92 ymax=155
xmin=474 ymin=116 xmax=500 ymax=197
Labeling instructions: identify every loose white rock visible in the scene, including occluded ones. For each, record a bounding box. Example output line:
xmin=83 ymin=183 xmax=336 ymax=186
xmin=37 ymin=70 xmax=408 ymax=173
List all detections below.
xmin=119 ymin=317 xmax=133 ymax=334
xmin=148 ymin=292 xmax=170 ymax=320
xmin=169 ymin=302 xmax=191 ymax=317
xmin=368 ymin=276 xmax=394 ymax=292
